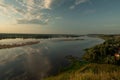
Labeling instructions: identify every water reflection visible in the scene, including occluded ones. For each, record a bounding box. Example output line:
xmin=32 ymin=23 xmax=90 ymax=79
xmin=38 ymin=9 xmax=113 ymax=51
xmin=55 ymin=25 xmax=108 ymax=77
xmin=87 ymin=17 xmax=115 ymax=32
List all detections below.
xmin=0 ymin=44 xmax=52 ymax=80
xmin=24 ymin=47 xmax=51 ymax=80
xmin=0 ymin=37 xmax=104 ymax=80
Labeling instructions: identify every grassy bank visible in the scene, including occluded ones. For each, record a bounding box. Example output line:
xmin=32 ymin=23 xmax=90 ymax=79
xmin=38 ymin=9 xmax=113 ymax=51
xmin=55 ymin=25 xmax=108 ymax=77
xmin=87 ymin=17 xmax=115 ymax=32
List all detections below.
xmin=45 ymin=35 xmax=120 ymax=80
xmin=45 ymin=63 xmax=120 ymax=80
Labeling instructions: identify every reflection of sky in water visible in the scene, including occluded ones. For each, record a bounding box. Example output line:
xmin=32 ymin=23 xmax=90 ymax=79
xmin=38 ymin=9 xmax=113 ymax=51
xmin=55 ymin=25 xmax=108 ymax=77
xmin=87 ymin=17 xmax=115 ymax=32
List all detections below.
xmin=0 ymin=37 xmax=104 ymax=80
xmin=0 ymin=42 xmax=51 ymax=80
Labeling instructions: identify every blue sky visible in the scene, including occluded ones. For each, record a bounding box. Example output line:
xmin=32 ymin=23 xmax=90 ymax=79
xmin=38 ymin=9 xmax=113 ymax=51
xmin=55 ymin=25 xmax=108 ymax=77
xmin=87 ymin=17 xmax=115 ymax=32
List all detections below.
xmin=0 ymin=0 xmax=120 ymax=34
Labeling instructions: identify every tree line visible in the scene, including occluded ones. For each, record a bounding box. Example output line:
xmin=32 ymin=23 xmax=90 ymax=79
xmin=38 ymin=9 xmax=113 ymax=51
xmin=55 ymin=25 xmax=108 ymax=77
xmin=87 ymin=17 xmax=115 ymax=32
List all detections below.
xmin=0 ymin=33 xmax=80 ymax=39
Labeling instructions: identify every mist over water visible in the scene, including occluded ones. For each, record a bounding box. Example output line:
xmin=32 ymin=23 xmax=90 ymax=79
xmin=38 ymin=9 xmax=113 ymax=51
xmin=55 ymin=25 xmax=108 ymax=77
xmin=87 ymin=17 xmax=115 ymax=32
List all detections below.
xmin=0 ymin=37 xmax=104 ymax=80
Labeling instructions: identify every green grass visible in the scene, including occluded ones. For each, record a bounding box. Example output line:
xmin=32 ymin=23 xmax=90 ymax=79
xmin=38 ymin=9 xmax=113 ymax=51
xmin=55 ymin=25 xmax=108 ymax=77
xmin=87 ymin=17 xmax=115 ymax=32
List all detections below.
xmin=44 ymin=63 xmax=120 ymax=80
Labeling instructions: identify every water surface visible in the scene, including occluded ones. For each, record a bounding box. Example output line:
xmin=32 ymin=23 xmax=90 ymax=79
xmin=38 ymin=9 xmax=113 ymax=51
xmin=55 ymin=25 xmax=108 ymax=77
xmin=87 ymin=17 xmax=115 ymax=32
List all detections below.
xmin=0 ymin=37 xmax=104 ymax=80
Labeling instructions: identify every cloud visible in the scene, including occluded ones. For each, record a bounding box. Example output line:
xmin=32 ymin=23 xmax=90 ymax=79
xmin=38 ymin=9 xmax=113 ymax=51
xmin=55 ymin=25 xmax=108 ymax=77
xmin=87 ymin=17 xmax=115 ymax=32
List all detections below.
xmin=70 ymin=5 xmax=75 ymax=9
xmin=55 ymin=17 xmax=63 ymax=20
xmin=17 ymin=19 xmax=49 ymax=25
xmin=0 ymin=0 xmax=53 ymax=25
xmin=44 ymin=0 xmax=53 ymax=9
xmin=75 ymin=0 xmax=89 ymax=5
xmin=83 ymin=9 xmax=96 ymax=15
xmin=0 ymin=0 xmax=91 ymax=24
xmin=70 ymin=0 xmax=89 ymax=9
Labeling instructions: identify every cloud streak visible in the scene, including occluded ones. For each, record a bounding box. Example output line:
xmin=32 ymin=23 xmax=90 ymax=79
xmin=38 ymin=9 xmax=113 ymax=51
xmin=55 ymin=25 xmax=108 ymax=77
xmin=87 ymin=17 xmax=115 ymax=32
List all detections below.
xmin=70 ymin=0 xmax=89 ymax=9
xmin=0 ymin=0 xmax=90 ymax=25
xmin=0 ymin=0 xmax=53 ymax=25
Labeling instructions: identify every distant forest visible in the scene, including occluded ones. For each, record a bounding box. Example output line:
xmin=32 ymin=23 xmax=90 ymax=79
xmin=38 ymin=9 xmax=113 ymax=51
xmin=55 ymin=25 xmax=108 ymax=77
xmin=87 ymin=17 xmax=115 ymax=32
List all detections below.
xmin=0 ymin=33 xmax=81 ymax=39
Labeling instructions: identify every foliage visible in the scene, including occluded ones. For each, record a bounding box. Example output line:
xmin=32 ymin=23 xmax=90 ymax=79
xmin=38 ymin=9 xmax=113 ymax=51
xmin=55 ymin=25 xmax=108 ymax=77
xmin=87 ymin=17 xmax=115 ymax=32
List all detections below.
xmin=0 ymin=33 xmax=80 ymax=39
xmin=83 ymin=37 xmax=120 ymax=65
xmin=63 ymin=55 xmax=89 ymax=72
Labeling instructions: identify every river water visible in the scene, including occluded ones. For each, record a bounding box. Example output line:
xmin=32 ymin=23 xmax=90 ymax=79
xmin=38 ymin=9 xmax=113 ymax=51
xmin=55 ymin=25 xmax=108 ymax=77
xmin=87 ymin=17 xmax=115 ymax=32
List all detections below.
xmin=0 ymin=37 xmax=104 ymax=80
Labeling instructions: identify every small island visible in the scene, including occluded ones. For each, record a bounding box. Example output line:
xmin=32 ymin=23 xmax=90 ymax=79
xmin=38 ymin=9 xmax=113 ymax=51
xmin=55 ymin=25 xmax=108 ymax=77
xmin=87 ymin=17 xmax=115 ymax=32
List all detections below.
xmin=0 ymin=41 xmax=40 ymax=49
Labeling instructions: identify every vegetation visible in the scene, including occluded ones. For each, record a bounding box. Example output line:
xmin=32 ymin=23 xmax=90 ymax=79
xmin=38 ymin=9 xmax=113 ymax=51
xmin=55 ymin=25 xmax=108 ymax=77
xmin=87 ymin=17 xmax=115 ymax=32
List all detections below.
xmin=83 ymin=35 xmax=120 ymax=65
xmin=45 ymin=63 xmax=120 ymax=80
xmin=0 ymin=33 xmax=81 ymax=39
xmin=45 ymin=35 xmax=120 ymax=80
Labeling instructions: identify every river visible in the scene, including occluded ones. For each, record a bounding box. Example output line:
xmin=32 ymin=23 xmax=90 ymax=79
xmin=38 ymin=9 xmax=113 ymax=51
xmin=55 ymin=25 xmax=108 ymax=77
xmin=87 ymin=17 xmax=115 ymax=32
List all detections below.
xmin=0 ymin=37 xmax=104 ymax=80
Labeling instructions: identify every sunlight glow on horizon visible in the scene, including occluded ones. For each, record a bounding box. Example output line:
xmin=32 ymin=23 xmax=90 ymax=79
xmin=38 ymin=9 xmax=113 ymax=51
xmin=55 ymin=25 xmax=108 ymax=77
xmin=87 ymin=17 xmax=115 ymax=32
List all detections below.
xmin=0 ymin=0 xmax=120 ymax=34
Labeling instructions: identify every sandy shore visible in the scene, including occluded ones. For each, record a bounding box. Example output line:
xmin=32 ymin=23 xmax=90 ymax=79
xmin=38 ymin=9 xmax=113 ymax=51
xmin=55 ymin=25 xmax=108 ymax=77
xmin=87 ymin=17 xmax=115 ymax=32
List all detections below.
xmin=0 ymin=41 xmax=40 ymax=49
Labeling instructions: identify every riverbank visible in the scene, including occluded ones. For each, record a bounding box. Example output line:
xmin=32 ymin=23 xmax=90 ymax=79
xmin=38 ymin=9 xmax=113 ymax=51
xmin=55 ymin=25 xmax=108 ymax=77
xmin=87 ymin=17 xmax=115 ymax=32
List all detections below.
xmin=0 ymin=41 xmax=40 ymax=49
xmin=44 ymin=63 xmax=120 ymax=80
xmin=44 ymin=35 xmax=120 ymax=80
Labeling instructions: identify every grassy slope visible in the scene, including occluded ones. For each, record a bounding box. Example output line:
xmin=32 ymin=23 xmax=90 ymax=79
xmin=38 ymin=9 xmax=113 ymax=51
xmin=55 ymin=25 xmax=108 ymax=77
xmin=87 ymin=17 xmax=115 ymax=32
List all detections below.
xmin=45 ymin=35 xmax=120 ymax=80
xmin=44 ymin=63 xmax=120 ymax=80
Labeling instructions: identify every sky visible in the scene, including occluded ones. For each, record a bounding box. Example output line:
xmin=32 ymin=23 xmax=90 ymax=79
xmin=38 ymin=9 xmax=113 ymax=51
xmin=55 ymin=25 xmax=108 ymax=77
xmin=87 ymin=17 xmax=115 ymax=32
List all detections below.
xmin=0 ymin=0 xmax=120 ymax=34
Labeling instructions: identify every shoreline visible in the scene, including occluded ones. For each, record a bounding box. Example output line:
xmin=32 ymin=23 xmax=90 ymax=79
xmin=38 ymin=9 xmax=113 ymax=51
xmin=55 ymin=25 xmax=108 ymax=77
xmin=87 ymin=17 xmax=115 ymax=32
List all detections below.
xmin=0 ymin=41 xmax=40 ymax=49
xmin=45 ymin=35 xmax=120 ymax=80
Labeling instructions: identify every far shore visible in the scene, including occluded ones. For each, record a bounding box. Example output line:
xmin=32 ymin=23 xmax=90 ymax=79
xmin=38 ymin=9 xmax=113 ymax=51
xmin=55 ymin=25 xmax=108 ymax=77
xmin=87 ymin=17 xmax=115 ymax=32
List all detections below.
xmin=0 ymin=41 xmax=40 ymax=49
xmin=56 ymin=38 xmax=84 ymax=41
